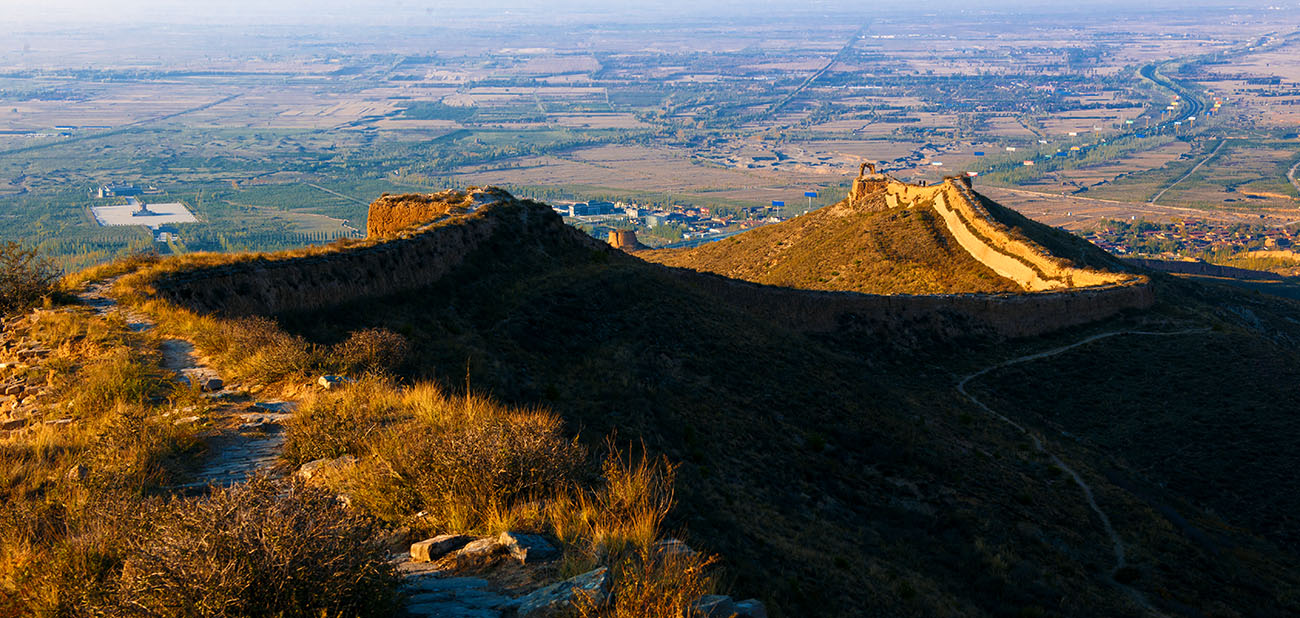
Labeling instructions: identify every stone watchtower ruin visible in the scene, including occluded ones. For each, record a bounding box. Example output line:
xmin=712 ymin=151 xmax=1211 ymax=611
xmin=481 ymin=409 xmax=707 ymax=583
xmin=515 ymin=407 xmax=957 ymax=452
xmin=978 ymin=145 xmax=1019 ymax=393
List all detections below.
xmin=607 ymin=229 xmax=645 ymax=251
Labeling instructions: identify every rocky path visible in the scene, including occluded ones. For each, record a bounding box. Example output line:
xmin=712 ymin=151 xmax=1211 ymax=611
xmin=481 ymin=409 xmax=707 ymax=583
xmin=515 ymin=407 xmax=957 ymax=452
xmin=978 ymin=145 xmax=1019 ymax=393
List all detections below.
xmin=77 ymin=281 xmax=768 ymax=617
xmin=81 ymin=280 xmax=295 ymax=489
xmin=958 ymin=329 xmax=1205 ymax=616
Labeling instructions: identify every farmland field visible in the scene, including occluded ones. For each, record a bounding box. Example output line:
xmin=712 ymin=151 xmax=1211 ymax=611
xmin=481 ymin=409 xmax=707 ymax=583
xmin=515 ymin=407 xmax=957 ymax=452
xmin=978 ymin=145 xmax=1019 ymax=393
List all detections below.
xmin=0 ymin=5 xmax=1298 ymax=267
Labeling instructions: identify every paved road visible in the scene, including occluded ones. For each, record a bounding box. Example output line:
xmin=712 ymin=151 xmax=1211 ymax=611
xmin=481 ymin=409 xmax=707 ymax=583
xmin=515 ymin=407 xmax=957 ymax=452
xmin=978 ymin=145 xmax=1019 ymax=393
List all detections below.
xmin=1150 ymin=139 xmax=1225 ymax=205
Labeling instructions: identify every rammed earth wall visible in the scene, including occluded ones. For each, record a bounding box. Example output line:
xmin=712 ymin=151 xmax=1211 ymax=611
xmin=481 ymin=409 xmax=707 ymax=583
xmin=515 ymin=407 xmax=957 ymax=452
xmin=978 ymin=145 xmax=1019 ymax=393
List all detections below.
xmin=148 ymin=190 xmax=1154 ymax=339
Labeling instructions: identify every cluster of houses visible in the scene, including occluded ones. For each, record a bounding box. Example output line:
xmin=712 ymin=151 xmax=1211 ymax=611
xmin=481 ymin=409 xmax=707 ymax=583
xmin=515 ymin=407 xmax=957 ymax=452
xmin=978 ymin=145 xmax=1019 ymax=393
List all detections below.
xmin=555 ymin=199 xmax=784 ymax=246
xmin=1084 ymin=218 xmax=1297 ymax=257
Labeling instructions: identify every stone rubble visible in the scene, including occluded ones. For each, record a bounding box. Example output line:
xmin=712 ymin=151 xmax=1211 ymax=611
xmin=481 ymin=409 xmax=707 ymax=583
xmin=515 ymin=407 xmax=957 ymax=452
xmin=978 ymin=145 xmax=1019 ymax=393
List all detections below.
xmin=396 ymin=532 xmax=767 ymax=618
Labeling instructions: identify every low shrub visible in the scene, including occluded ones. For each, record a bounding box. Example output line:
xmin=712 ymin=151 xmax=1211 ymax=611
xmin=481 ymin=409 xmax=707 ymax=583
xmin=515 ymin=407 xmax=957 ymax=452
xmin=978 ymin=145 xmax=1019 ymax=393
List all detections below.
xmin=580 ymin=546 xmax=720 ymax=618
xmin=217 ymin=316 xmax=317 ymax=385
xmin=63 ymin=349 xmax=162 ymax=419
xmin=333 ymin=327 xmax=410 ymax=374
xmin=390 ymin=412 xmax=585 ymax=531
xmin=114 ymin=478 xmax=398 ymax=617
xmin=282 ymin=377 xmax=404 ymax=465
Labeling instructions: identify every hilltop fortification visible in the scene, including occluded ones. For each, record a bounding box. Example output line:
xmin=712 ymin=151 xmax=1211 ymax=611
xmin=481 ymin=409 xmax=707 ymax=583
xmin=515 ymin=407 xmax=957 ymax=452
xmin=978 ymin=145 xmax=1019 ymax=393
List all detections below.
xmin=846 ymin=169 xmax=1140 ymax=291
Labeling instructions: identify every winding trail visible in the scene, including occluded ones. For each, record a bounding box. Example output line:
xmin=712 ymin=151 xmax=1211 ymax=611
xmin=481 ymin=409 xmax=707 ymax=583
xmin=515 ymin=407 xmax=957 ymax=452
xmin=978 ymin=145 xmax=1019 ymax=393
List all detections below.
xmin=1288 ymin=158 xmax=1300 ymax=195
xmin=80 ymin=280 xmax=294 ymax=489
xmin=957 ymin=329 xmax=1207 ymax=616
xmin=1150 ymin=140 xmax=1224 ymax=206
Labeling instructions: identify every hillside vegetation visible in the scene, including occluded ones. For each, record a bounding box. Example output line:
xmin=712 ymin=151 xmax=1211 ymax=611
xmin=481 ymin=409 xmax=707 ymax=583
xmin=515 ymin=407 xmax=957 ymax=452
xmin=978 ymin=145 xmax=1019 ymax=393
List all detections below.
xmin=227 ymin=190 xmax=1296 ymax=616
xmin=642 ymin=177 xmax=1138 ymax=296
xmin=5 ymin=187 xmax=1300 ymax=617
xmin=644 ymin=191 xmax=1021 ymax=294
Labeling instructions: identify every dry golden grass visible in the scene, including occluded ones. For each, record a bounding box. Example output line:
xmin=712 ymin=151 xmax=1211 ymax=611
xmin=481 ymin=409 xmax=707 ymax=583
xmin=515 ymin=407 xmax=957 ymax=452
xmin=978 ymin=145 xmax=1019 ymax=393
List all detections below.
xmin=643 ymin=195 xmax=1021 ymax=295
xmin=40 ymin=204 xmax=729 ymax=614
xmin=0 ymin=299 xmax=397 ymax=616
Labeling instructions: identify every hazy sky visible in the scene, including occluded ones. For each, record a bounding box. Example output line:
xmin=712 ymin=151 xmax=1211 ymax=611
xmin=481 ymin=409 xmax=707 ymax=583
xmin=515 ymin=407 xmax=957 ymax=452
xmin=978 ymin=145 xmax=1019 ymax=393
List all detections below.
xmin=6 ymin=0 xmax=1295 ymax=27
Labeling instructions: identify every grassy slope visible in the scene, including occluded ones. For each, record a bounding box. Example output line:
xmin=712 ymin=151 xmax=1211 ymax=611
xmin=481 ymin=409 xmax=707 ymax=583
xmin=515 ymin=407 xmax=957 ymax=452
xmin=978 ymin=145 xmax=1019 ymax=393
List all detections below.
xmin=640 ymin=192 xmax=1021 ymax=295
xmin=262 ymin=198 xmax=1300 ymax=617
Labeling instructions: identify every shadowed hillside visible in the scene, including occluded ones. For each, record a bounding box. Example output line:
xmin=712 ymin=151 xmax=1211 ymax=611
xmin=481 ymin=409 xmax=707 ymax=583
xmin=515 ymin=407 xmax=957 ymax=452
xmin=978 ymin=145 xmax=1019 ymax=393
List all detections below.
xmin=85 ymin=187 xmax=1300 ymax=617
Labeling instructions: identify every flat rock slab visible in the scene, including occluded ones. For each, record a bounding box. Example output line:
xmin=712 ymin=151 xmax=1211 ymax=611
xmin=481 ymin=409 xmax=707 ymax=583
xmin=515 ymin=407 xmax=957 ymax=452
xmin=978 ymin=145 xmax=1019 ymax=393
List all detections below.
xmin=456 ymin=538 xmax=509 ymax=568
xmin=405 ymin=602 xmax=500 ymax=618
xmin=248 ymin=401 xmax=297 ymax=414
xmin=412 ymin=535 xmax=475 ymax=562
xmin=159 ymin=339 xmax=199 ymax=372
xmin=498 ymin=532 xmax=558 ymax=564
xmin=514 ymin=567 xmax=609 ymax=617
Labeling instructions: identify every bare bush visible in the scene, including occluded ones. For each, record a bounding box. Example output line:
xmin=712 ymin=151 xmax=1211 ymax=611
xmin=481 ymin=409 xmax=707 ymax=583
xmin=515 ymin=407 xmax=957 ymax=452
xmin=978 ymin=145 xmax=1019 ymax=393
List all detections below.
xmin=114 ymin=477 xmax=398 ymax=617
xmin=217 ymin=316 xmax=317 ymax=385
xmin=0 ymin=241 xmax=59 ymax=315
xmin=333 ymin=327 xmax=410 ymax=374
xmin=283 ymin=377 xmax=403 ymax=465
xmin=379 ymin=411 xmax=585 ymax=531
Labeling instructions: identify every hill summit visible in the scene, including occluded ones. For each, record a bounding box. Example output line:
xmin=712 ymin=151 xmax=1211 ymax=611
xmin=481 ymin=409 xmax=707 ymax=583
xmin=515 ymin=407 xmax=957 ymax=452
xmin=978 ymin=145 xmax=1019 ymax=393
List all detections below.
xmin=643 ymin=166 xmax=1142 ymax=296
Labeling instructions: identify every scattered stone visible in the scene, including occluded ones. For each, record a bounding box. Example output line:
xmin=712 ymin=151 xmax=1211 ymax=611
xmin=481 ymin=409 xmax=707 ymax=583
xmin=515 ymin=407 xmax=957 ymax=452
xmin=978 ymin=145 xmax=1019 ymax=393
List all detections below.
xmin=692 ymin=595 xmax=737 ymax=617
xmin=513 ymin=567 xmax=610 ymax=617
xmin=404 ymin=601 xmax=499 ymax=617
xmin=66 ymin=464 xmax=89 ymax=482
xmin=402 ymin=575 xmax=490 ymax=594
xmin=249 ymin=401 xmax=295 ymax=413
xmin=734 ymin=599 xmax=768 ymax=618
xmin=0 ymin=417 xmax=27 ymax=431
xmin=455 ymin=537 xmax=509 ymax=568
xmin=2 ymin=384 xmax=22 ymax=396
xmin=498 ymin=532 xmax=559 ymax=564
xmin=43 ymin=418 xmax=73 ymax=427
xmin=201 ymin=377 xmax=224 ymax=392
xmin=295 ymin=455 xmax=358 ymax=481
xmin=654 ymin=538 xmax=697 ymax=559
xmin=173 ymin=415 xmax=200 ymax=426
xmin=317 ymin=375 xmax=353 ymax=390
xmin=412 ymin=534 xmax=475 ymax=562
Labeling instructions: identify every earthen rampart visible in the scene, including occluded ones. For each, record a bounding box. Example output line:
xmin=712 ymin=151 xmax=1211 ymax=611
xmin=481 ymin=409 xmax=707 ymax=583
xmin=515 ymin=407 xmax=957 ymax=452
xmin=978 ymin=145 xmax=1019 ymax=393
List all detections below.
xmin=149 ymin=199 xmax=591 ymax=316
xmin=144 ymin=189 xmax=1154 ymax=338
xmin=850 ymin=174 xmax=1140 ymax=292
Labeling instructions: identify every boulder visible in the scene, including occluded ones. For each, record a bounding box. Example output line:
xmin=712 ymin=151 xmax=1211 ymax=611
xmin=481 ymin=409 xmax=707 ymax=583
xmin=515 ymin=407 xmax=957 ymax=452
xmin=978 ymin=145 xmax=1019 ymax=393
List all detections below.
xmin=498 ymin=531 xmax=559 ymax=564
xmin=0 ymin=417 xmax=27 ymax=431
xmin=317 ymin=375 xmax=353 ymax=390
xmin=295 ymin=455 xmax=358 ymax=481
xmin=514 ymin=567 xmax=610 ymax=617
xmin=691 ymin=595 xmax=736 ymax=617
xmin=411 ymin=534 xmax=474 ymax=562
xmin=455 ymin=537 xmax=509 ymax=568
xmin=654 ymin=538 xmax=697 ymax=559
xmin=735 ymin=599 xmax=768 ymax=618
xmin=201 ymin=377 xmax=224 ymax=392
xmin=3 ymin=383 xmax=23 ymax=396
xmin=65 ymin=464 xmax=89 ymax=482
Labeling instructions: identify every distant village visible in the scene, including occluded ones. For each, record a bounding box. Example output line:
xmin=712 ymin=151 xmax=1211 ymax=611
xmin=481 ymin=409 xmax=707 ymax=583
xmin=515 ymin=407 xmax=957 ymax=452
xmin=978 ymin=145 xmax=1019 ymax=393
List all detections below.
xmin=554 ymin=200 xmax=787 ymax=248
xmin=1083 ymin=217 xmax=1298 ymax=259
